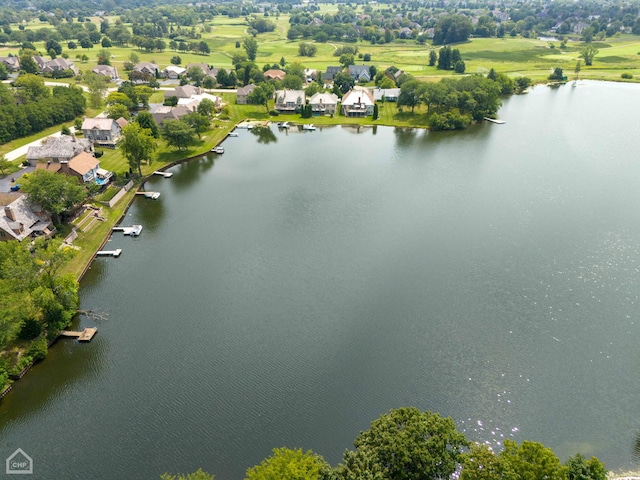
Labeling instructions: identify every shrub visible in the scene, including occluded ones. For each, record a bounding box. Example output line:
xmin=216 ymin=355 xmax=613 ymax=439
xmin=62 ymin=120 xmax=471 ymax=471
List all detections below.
xmin=269 ymin=109 xmax=279 ymax=116
xmin=27 ymin=338 xmax=48 ymax=362
xmin=621 ymin=72 xmax=633 ymax=79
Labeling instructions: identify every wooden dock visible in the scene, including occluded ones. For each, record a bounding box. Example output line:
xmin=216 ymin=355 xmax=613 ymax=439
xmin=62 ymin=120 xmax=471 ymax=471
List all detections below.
xmin=60 ymin=327 xmax=98 ymax=342
xmin=97 ymin=249 xmax=122 ymax=257
xmin=484 ymin=117 xmax=506 ymax=124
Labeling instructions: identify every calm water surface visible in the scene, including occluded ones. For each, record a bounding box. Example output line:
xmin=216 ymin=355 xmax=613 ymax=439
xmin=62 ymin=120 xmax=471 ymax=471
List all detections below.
xmin=1 ymin=81 xmax=640 ymax=479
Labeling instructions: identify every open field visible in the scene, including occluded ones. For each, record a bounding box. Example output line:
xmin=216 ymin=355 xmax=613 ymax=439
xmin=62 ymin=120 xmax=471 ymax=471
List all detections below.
xmin=2 ymin=6 xmax=640 ymax=85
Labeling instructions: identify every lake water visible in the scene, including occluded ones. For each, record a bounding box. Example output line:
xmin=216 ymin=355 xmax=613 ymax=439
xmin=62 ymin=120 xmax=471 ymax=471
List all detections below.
xmin=1 ymin=81 xmax=640 ymax=479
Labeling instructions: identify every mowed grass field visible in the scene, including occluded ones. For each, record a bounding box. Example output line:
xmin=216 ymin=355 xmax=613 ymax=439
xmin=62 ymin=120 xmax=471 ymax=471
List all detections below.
xmin=2 ymin=6 xmax=640 ymax=84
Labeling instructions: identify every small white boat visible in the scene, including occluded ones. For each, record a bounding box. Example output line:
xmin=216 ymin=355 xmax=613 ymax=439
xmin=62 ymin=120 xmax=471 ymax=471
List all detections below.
xmin=228 ymin=132 xmax=239 ymax=137
xmin=278 ymin=122 xmax=290 ymax=129
xmin=211 ymin=146 xmax=224 ymax=154
xmin=302 ymin=124 xmax=316 ymax=131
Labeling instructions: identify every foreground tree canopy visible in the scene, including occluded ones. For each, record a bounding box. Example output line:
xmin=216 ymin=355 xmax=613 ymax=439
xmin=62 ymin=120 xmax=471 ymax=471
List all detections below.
xmin=161 ymin=408 xmax=606 ymax=480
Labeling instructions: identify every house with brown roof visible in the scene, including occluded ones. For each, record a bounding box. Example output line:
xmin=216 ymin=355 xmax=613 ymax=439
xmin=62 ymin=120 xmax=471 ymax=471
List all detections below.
xmin=0 ymin=195 xmax=55 ymax=242
xmin=151 ymin=105 xmax=191 ymax=125
xmin=33 ymin=56 xmax=78 ymax=75
xmin=26 ymin=136 xmax=93 ymax=165
xmin=264 ymin=69 xmax=286 ymax=81
xmin=81 ymin=118 xmax=123 ymax=147
xmin=36 ymin=152 xmax=107 ymax=184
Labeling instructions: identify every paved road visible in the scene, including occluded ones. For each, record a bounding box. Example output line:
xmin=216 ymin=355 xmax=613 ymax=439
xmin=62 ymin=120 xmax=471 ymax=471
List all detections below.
xmin=0 ymin=166 xmax=35 ymax=193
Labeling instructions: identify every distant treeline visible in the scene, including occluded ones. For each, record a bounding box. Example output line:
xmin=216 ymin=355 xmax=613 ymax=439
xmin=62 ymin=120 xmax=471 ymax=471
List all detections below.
xmin=0 ymin=81 xmax=85 ymax=144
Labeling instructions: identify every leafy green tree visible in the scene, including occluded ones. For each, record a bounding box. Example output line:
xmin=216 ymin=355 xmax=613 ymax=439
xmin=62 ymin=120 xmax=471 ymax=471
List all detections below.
xmin=83 ymin=71 xmax=108 ymax=108
xmin=135 ymin=111 xmax=159 ymax=138
xmin=187 ymin=66 xmax=205 ymax=86
xmin=336 ymin=448 xmax=384 ymax=480
xmin=454 ymin=60 xmax=466 ymax=74
xmin=247 ymin=83 xmax=274 ymax=113
xmin=581 ymin=45 xmax=599 ymax=66
xmin=105 ymin=103 xmax=130 ymax=121
xmin=0 ymin=155 xmax=11 ymax=175
xmin=499 ymin=440 xmax=566 ymax=480
xmin=171 ymin=55 xmax=182 ymax=65
xmin=549 ymin=67 xmax=564 ymax=81
xmin=574 ymin=60 xmax=581 ymax=80
xmin=460 ymin=443 xmax=516 ymax=480
xmin=107 ymin=91 xmax=134 ymax=109
xmin=514 ymin=76 xmax=532 ymax=93
xmin=160 ymin=469 xmax=215 ymax=480
xmin=161 ymin=119 xmax=195 ymax=150
xmin=428 ymin=50 xmax=437 ymax=67
xmin=14 ymin=74 xmax=50 ymax=103
xmin=565 ymin=453 xmax=606 ymax=480
xmin=134 ymin=86 xmax=153 ymax=109
xmin=20 ymin=170 xmax=86 ymax=224
xmin=245 ymin=447 xmax=330 ymax=480
xmin=333 ymin=72 xmax=355 ymax=95
xmin=437 ymin=46 xmax=452 ymax=70
xmin=353 ymin=407 xmax=469 ymax=480
xmin=243 ymin=37 xmax=258 ymax=61
xmin=19 ymin=54 xmax=38 ymax=74
xmin=183 ymin=112 xmax=210 ymax=139
xmin=339 ymin=53 xmax=355 ymax=68
xmin=398 ymin=79 xmax=424 ymax=113
xmin=120 ymin=122 xmax=157 ymax=176
xmin=197 ymin=98 xmax=216 ymax=118
xmin=433 ymin=15 xmax=473 ymax=45
xmin=45 ymin=39 xmax=62 ymax=56
xmin=372 ymin=103 xmax=379 ymax=120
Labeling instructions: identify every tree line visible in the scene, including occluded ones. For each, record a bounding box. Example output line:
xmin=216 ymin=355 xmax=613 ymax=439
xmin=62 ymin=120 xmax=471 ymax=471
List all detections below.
xmin=160 ymin=407 xmax=606 ymax=480
xmin=0 ymin=78 xmax=85 ymax=144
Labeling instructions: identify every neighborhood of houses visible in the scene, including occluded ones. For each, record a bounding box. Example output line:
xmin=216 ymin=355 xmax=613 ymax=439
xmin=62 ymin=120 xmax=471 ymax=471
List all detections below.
xmin=0 ymin=58 xmax=401 ymax=242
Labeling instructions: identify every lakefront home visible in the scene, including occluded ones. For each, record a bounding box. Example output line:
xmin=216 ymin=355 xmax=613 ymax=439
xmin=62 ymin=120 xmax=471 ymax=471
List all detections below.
xmin=308 ymin=92 xmax=339 ymax=115
xmin=274 ymin=90 xmax=305 ymax=113
xmin=236 ymin=84 xmax=256 ymax=104
xmin=35 ymin=151 xmax=111 ymax=185
xmin=341 ymin=87 xmax=376 ymax=117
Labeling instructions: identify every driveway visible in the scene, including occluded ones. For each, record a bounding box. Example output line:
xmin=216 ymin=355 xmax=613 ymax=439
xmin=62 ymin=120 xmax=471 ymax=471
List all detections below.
xmin=0 ymin=165 xmax=35 ymax=193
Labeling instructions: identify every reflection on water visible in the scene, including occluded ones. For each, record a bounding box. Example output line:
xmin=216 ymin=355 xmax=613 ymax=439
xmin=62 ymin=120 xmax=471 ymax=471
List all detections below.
xmin=251 ymin=126 xmax=278 ymax=144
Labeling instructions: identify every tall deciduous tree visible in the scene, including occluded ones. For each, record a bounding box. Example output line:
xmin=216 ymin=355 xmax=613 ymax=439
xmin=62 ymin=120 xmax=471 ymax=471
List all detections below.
xmin=20 ymin=169 xmax=86 ymax=224
xmin=581 ymin=45 xmax=599 ymax=66
xmin=135 ymin=111 xmax=159 ymax=138
xmin=247 ymin=83 xmax=274 ymax=113
xmin=182 ymin=112 xmax=210 ymax=139
xmin=352 ymin=407 xmax=469 ymax=480
xmin=499 ymin=440 xmax=566 ymax=480
xmin=161 ymin=119 xmax=195 ymax=150
xmin=243 ymin=37 xmax=258 ymax=61
xmin=83 ymin=71 xmax=108 ymax=108
xmin=120 ymin=122 xmax=157 ymax=176
xmin=398 ymin=79 xmax=424 ymax=113
xmin=245 ymin=448 xmax=330 ymax=480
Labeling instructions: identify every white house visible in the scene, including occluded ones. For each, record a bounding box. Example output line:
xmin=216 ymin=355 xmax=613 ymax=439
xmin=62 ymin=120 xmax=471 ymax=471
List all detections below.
xmin=341 ymin=87 xmax=376 ymax=117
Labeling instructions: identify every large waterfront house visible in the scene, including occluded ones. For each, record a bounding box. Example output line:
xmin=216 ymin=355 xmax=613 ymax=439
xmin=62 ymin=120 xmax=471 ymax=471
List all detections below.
xmin=341 ymin=87 xmax=376 ymax=117
xmin=308 ymin=92 xmax=339 ymax=116
xmin=236 ymin=84 xmax=256 ymax=104
xmin=0 ymin=195 xmax=55 ymax=242
xmin=35 ymin=151 xmax=110 ymax=185
xmin=26 ymin=136 xmax=93 ymax=165
xmin=81 ymin=118 xmax=123 ymax=148
xmin=151 ymin=105 xmax=192 ymax=125
xmin=274 ymin=90 xmax=305 ymax=114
